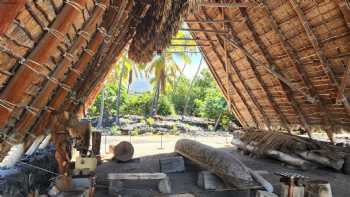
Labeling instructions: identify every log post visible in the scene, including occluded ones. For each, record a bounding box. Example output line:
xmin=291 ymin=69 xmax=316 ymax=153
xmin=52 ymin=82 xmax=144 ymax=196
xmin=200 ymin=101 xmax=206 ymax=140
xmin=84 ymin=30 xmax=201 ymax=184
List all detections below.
xmin=113 ymin=141 xmax=134 ymax=162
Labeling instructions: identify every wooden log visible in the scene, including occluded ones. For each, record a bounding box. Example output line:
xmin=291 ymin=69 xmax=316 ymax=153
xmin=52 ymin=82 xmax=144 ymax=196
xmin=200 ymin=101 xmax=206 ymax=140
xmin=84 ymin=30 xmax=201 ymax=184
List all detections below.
xmin=232 ymin=138 xmax=315 ymax=170
xmin=305 ymin=180 xmax=333 ymax=197
xmin=267 ymin=150 xmax=315 ymax=170
xmin=0 ymin=0 xmax=26 ymax=35
xmin=174 ymin=139 xmax=256 ymax=189
xmin=298 ymin=151 xmax=344 ymax=170
xmin=247 ymin=167 xmax=274 ymax=193
xmin=0 ymin=0 xmax=89 ymax=127
xmin=113 ymin=141 xmax=134 ymax=162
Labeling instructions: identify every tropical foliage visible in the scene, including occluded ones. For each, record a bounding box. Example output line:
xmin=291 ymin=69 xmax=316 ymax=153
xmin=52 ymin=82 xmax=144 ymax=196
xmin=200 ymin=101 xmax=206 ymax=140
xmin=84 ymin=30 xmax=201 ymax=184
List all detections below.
xmin=87 ymin=68 xmax=235 ymax=129
xmin=87 ymin=30 xmax=236 ymax=129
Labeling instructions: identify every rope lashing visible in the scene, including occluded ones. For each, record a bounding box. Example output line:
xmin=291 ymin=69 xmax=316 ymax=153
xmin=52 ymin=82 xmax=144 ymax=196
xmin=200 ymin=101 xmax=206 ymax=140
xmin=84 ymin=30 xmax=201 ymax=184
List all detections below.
xmin=78 ymin=30 xmax=91 ymax=41
xmin=68 ymin=65 xmax=82 ymax=75
xmin=95 ymin=2 xmax=107 ymax=10
xmin=63 ymin=52 xmax=75 ymax=62
xmin=83 ymin=48 xmax=95 ymax=57
xmin=65 ymin=0 xmax=84 ymax=13
xmin=44 ymin=27 xmax=66 ymax=43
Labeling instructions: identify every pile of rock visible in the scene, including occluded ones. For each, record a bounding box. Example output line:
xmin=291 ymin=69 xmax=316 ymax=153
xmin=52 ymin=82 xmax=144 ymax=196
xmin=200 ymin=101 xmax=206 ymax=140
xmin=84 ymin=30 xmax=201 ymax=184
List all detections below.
xmin=88 ymin=115 xmax=232 ymax=135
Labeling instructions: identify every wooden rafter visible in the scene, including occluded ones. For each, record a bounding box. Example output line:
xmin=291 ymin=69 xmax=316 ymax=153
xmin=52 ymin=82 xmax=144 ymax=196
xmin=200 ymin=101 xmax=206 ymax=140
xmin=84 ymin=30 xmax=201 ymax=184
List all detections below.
xmin=192 ymin=14 xmax=260 ymax=128
xmin=0 ymin=0 xmax=88 ymax=128
xmin=217 ymin=8 xmax=289 ymax=132
xmin=337 ymin=59 xmax=350 ymax=103
xmin=0 ymin=0 xmax=26 ymax=35
xmin=11 ymin=2 xmax=108 ymax=143
xmin=289 ymin=0 xmax=350 ymax=116
xmin=198 ymin=2 xmax=253 ymax=8
xmin=180 ymin=28 xmax=229 ymax=34
xmin=260 ymin=0 xmax=339 ymax=138
xmin=289 ymin=0 xmax=343 ymax=142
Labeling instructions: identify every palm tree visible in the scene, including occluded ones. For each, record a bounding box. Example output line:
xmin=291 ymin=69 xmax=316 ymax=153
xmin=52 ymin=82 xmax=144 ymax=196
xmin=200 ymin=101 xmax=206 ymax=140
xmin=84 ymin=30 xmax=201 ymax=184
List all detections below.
xmin=145 ymin=50 xmax=192 ymax=116
xmin=183 ymin=56 xmax=203 ymax=115
xmin=113 ymin=54 xmax=144 ymax=125
xmin=97 ymin=87 xmax=104 ymax=128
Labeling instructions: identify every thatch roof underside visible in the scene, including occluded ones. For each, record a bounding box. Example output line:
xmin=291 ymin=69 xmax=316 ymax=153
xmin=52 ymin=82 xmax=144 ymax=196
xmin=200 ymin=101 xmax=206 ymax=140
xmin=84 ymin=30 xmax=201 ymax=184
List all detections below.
xmin=0 ymin=0 xmax=349 ymax=160
xmin=187 ymin=0 xmax=350 ymax=142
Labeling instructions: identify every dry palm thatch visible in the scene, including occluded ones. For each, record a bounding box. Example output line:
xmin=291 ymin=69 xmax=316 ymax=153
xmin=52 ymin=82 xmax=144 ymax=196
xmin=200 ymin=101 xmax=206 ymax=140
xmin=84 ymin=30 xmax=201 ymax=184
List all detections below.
xmin=128 ymin=0 xmax=189 ymax=63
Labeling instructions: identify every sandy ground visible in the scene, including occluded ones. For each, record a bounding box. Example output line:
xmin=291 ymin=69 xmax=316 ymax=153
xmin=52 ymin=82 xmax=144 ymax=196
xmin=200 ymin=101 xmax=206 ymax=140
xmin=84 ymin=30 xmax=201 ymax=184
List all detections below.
xmin=99 ymin=134 xmax=232 ymax=159
xmin=95 ymin=134 xmax=350 ymax=197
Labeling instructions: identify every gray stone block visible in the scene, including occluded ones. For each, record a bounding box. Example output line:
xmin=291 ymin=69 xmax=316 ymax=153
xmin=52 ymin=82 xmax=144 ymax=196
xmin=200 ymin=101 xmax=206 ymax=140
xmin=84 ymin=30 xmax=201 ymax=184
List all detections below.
xmin=160 ymin=156 xmax=185 ymax=173
xmin=197 ymin=171 xmax=224 ymax=190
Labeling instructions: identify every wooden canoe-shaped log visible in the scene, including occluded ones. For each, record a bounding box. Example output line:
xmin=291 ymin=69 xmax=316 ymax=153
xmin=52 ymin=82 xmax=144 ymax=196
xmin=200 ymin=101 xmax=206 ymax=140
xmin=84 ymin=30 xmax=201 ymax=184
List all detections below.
xmin=175 ymin=139 xmax=256 ymax=189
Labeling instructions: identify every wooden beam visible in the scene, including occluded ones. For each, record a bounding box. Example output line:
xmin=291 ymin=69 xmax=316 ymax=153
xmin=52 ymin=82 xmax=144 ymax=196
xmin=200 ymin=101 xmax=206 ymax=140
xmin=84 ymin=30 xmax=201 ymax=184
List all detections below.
xmin=260 ymin=0 xmax=337 ymax=138
xmin=169 ymin=44 xmax=210 ymax=47
xmin=10 ymin=2 xmax=108 ymax=143
xmin=192 ymin=15 xmax=259 ymax=128
xmin=289 ymin=0 xmax=341 ymax=142
xmin=0 ymin=0 xmax=26 ymax=35
xmin=223 ymin=8 xmax=290 ymax=132
xmin=184 ymin=19 xmax=237 ymax=24
xmin=171 ymin=38 xmax=218 ymax=42
xmin=337 ymin=59 xmax=350 ymax=103
xmin=198 ymin=2 xmax=253 ymax=8
xmin=0 ymin=0 xmax=88 ymax=128
xmin=179 ymin=28 xmax=229 ymax=34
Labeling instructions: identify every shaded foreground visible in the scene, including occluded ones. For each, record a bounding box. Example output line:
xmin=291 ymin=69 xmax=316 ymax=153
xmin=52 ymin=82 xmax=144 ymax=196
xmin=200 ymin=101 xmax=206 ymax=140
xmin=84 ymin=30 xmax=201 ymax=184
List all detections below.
xmin=96 ymin=138 xmax=350 ymax=197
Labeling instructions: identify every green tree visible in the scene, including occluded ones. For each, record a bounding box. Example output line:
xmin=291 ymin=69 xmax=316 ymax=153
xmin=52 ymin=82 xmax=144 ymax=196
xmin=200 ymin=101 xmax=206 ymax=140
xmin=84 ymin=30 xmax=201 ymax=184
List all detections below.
xmin=113 ymin=54 xmax=145 ymax=124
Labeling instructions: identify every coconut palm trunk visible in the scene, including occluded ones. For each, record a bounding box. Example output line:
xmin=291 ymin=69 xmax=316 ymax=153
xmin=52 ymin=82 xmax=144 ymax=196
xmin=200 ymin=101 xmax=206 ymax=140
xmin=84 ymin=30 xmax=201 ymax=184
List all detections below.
xmin=97 ymin=88 xmax=105 ymax=128
xmin=116 ymin=63 xmax=126 ymax=125
xmin=151 ymin=80 xmax=161 ymax=116
xmin=183 ymin=57 xmax=203 ymax=115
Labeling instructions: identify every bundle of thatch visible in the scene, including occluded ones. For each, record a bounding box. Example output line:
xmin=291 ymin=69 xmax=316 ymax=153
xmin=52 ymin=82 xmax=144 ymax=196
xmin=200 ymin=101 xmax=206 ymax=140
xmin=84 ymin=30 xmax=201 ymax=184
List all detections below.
xmin=128 ymin=0 xmax=189 ymax=63
xmin=232 ymin=129 xmax=350 ymax=172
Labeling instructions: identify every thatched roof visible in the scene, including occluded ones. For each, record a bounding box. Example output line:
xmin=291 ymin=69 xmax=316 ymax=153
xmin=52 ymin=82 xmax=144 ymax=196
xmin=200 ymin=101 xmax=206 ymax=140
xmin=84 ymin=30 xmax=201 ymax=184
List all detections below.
xmin=186 ymin=0 xmax=350 ymax=143
xmin=0 ymin=0 xmax=349 ymax=160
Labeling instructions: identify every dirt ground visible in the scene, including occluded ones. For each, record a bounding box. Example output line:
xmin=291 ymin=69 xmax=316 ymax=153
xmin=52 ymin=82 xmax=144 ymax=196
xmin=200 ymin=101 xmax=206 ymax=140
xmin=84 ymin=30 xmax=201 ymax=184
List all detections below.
xmin=95 ymin=134 xmax=350 ymax=197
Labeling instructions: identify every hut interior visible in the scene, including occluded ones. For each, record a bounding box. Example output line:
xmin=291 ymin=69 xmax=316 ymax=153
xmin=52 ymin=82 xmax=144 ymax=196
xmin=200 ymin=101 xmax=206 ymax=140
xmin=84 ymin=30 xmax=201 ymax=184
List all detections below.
xmin=0 ymin=0 xmax=350 ymax=196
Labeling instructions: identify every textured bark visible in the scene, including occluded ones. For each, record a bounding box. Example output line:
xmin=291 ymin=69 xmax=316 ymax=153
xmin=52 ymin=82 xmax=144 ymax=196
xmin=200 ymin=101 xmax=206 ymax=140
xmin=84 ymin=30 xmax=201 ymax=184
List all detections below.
xmin=175 ymin=139 xmax=255 ymax=189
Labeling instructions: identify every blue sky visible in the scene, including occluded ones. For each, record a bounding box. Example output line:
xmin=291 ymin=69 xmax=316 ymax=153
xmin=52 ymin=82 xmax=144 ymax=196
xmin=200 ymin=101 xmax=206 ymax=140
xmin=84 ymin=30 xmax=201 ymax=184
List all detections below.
xmin=129 ymin=52 xmax=207 ymax=93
